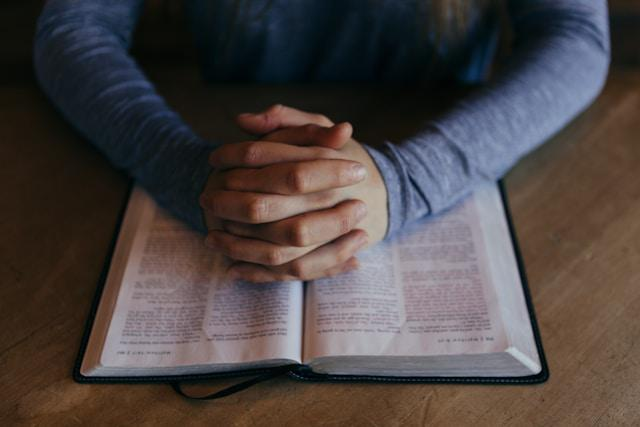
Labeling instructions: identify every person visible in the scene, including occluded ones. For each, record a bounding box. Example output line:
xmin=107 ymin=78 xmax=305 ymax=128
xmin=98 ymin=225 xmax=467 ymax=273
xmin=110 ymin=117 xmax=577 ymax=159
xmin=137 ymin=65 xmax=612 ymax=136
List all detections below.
xmin=34 ymin=0 xmax=610 ymax=282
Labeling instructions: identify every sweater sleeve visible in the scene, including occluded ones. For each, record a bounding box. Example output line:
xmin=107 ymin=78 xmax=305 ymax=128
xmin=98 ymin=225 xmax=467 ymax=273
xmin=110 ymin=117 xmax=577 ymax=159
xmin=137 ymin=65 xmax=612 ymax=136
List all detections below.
xmin=365 ymin=0 xmax=611 ymax=238
xmin=33 ymin=0 xmax=213 ymax=233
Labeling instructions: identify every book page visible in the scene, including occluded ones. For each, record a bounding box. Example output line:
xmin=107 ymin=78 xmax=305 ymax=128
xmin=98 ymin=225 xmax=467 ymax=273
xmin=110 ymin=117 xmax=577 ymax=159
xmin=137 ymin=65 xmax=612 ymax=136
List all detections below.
xmin=303 ymin=184 xmax=509 ymax=362
xmin=473 ymin=184 xmax=541 ymax=372
xmin=88 ymin=189 xmax=302 ymax=374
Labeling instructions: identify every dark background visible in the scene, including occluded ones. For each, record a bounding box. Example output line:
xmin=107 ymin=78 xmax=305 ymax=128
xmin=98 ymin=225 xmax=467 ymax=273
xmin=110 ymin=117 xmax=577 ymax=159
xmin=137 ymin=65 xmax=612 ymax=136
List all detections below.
xmin=2 ymin=0 xmax=639 ymax=85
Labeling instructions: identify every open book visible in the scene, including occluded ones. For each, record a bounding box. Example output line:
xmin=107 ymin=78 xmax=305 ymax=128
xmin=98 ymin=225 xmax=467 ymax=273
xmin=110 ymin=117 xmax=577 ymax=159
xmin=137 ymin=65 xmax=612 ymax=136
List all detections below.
xmin=77 ymin=183 xmax=546 ymax=382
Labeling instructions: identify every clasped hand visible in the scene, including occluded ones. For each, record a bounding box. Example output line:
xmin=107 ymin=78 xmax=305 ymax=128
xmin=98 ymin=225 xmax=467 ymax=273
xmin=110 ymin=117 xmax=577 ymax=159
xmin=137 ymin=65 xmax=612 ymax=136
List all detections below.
xmin=200 ymin=105 xmax=388 ymax=282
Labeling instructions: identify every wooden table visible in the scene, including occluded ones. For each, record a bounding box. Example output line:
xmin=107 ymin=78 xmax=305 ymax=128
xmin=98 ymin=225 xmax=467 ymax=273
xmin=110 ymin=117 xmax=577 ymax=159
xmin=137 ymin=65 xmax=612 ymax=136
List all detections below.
xmin=1 ymin=68 xmax=639 ymax=426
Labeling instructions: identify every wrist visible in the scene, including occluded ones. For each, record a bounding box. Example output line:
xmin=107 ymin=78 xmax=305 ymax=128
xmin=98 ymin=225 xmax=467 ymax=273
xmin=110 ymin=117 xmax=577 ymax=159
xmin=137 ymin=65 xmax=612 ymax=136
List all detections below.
xmin=361 ymin=143 xmax=403 ymax=239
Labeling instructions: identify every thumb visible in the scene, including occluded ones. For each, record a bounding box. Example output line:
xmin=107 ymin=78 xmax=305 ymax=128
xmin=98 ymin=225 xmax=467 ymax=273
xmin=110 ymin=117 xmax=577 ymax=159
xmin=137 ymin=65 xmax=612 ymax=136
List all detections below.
xmin=236 ymin=104 xmax=334 ymax=135
xmin=263 ymin=122 xmax=353 ymax=150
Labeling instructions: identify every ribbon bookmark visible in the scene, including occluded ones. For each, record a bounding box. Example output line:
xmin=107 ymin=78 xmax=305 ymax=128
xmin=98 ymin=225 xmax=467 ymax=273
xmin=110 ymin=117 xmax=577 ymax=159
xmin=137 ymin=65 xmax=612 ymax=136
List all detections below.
xmin=171 ymin=364 xmax=298 ymax=400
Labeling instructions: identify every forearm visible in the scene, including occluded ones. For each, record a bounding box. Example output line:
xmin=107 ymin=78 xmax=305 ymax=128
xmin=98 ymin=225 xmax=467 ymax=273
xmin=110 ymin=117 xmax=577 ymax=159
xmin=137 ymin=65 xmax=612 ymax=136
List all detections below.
xmin=369 ymin=0 xmax=610 ymax=237
xmin=34 ymin=0 xmax=213 ymax=232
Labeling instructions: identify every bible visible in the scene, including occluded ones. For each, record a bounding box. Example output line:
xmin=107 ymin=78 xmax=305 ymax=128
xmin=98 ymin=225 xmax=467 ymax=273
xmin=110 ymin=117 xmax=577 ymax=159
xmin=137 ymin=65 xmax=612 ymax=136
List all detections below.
xmin=75 ymin=182 xmax=547 ymax=384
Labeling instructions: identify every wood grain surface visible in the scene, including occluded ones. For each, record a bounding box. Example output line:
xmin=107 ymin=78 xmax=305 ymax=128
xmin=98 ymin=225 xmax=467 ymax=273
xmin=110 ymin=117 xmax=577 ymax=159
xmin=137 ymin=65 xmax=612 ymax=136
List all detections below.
xmin=1 ymin=68 xmax=639 ymax=426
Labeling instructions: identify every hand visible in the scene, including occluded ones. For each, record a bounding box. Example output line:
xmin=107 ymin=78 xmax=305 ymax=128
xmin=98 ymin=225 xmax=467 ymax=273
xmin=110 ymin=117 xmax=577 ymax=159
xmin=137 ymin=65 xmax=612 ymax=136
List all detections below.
xmin=200 ymin=105 xmax=388 ymax=282
xmin=233 ymin=107 xmax=389 ymax=246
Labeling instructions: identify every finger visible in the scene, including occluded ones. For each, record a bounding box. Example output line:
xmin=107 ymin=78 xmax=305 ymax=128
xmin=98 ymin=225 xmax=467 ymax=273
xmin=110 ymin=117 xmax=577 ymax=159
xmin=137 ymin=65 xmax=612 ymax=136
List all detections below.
xmin=209 ymin=141 xmax=346 ymax=170
xmin=323 ymin=256 xmax=360 ymax=277
xmin=236 ymin=104 xmax=334 ymax=135
xmin=263 ymin=122 xmax=352 ymax=149
xmin=227 ymin=263 xmax=285 ymax=283
xmin=205 ymin=230 xmax=317 ymax=266
xmin=228 ymin=257 xmax=360 ymax=283
xmin=229 ymin=229 xmax=368 ymax=281
xmin=222 ymin=199 xmax=368 ymax=247
xmin=200 ymin=189 xmax=342 ymax=224
xmin=221 ymin=160 xmax=367 ymax=195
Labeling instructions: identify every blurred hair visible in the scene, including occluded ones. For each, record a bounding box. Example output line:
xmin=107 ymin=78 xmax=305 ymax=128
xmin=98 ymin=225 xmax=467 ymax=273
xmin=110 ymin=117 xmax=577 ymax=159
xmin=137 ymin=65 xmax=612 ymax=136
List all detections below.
xmin=197 ymin=0 xmax=503 ymax=76
xmin=429 ymin=0 xmax=499 ymax=46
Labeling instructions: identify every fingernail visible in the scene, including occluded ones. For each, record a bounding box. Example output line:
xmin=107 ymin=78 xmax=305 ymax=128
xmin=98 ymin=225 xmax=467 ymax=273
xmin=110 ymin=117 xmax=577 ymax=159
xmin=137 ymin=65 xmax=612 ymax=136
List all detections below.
xmin=351 ymin=164 xmax=367 ymax=181
xmin=238 ymin=112 xmax=253 ymax=118
xmin=335 ymin=122 xmax=353 ymax=134
xmin=355 ymin=202 xmax=368 ymax=220
xmin=356 ymin=232 xmax=369 ymax=248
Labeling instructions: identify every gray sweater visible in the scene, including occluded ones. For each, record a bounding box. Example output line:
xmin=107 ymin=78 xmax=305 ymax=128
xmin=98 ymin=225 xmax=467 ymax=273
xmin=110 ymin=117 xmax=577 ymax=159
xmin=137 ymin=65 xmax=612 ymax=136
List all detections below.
xmin=34 ymin=0 xmax=610 ymax=238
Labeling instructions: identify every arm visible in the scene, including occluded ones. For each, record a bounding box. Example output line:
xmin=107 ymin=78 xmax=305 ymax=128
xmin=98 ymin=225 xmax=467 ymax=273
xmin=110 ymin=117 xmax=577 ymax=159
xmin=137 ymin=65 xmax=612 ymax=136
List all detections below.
xmin=34 ymin=0 xmax=212 ymax=231
xmin=366 ymin=0 xmax=610 ymax=236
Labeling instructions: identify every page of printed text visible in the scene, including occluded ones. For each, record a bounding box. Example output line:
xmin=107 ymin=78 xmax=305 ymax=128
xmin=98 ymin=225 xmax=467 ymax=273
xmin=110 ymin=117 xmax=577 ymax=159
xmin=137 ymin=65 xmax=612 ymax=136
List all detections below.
xmin=99 ymin=189 xmax=303 ymax=369
xmin=303 ymin=186 xmax=508 ymax=361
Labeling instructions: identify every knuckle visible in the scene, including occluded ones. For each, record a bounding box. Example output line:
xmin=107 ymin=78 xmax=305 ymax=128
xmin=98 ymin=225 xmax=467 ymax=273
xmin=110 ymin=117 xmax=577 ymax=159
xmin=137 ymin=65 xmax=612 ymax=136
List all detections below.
xmin=264 ymin=248 xmax=285 ymax=266
xmin=241 ymin=142 xmax=263 ymax=165
xmin=263 ymin=104 xmax=283 ymax=127
xmin=285 ymin=166 xmax=308 ymax=193
xmin=287 ymin=260 xmax=306 ymax=279
xmin=221 ymin=172 xmax=239 ymax=190
xmin=266 ymin=103 xmax=283 ymax=115
xmin=246 ymin=196 xmax=269 ymax=223
xmin=288 ymin=222 xmax=310 ymax=247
